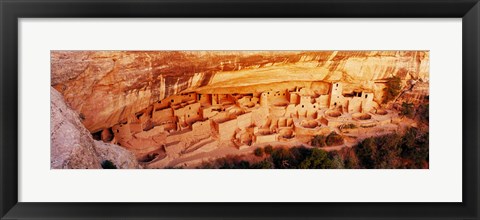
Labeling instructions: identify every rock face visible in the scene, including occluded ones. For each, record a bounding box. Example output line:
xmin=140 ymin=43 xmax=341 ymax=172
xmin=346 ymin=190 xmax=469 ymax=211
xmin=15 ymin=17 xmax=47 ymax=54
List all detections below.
xmin=50 ymin=87 xmax=140 ymax=169
xmin=51 ymin=51 xmax=429 ymax=132
xmin=94 ymin=141 xmax=142 ymax=169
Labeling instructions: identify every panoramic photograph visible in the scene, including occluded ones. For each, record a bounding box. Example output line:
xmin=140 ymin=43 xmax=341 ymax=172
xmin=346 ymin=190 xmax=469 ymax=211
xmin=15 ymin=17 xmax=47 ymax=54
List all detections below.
xmin=51 ymin=51 xmax=429 ymax=169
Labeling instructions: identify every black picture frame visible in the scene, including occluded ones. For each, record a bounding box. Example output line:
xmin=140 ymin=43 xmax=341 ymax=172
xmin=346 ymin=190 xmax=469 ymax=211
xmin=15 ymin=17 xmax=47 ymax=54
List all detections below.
xmin=1 ymin=0 xmax=479 ymax=219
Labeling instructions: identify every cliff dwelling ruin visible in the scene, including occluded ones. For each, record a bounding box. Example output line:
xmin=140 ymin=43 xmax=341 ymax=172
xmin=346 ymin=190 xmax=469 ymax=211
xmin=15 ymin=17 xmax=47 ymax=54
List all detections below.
xmin=91 ymin=80 xmax=427 ymax=168
xmin=51 ymin=51 xmax=430 ymax=169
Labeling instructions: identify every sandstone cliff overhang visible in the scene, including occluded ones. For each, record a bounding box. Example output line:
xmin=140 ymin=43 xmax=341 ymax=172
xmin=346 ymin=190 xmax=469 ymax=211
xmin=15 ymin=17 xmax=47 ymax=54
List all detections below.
xmin=51 ymin=51 xmax=429 ymax=132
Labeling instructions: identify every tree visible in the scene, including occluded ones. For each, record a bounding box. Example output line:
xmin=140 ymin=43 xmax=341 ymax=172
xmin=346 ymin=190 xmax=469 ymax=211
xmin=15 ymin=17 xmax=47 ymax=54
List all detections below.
xmin=344 ymin=151 xmax=359 ymax=169
xmin=374 ymin=134 xmax=402 ymax=168
xmin=311 ymin=135 xmax=326 ymax=147
xmin=201 ymin=155 xmax=253 ymax=169
xmin=414 ymin=131 xmax=429 ymax=167
xmin=401 ymin=102 xmax=415 ymax=118
xmin=400 ymin=127 xmax=429 ymax=168
xmin=383 ymin=76 xmax=402 ymax=103
xmin=401 ymin=127 xmax=418 ymax=157
xmin=251 ymin=160 xmax=274 ymax=169
xmin=254 ymin=147 xmax=264 ymax=157
xmin=264 ymin=145 xmax=273 ymax=154
xmin=218 ymin=159 xmax=251 ymax=169
xmin=271 ymin=147 xmax=295 ymax=169
xmin=418 ymin=103 xmax=429 ymax=124
xmin=329 ymin=152 xmax=345 ymax=169
xmin=326 ymin=132 xmax=344 ymax=146
xmin=298 ymin=148 xmax=333 ymax=169
xmin=355 ymin=137 xmax=377 ymax=168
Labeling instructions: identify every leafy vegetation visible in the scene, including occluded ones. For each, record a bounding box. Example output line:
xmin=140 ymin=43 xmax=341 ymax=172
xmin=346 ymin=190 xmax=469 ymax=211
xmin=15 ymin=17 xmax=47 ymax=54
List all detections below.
xmin=254 ymin=147 xmax=264 ymax=157
xmin=311 ymin=132 xmax=344 ymax=147
xmin=270 ymin=147 xmax=296 ymax=168
xmin=101 ymin=160 xmax=117 ymax=169
xmin=197 ymin=127 xmax=428 ymax=169
xmin=198 ymin=146 xmax=339 ymax=169
xmin=400 ymin=127 xmax=429 ymax=168
xmin=400 ymin=102 xmax=415 ymax=118
xmin=417 ymin=103 xmax=429 ymax=124
xmin=311 ymin=135 xmax=326 ymax=147
xmin=339 ymin=123 xmax=357 ymax=129
xmin=206 ymin=155 xmax=251 ymax=169
xmin=354 ymin=127 xmax=428 ymax=169
xmin=297 ymin=148 xmax=334 ymax=169
xmin=330 ymin=152 xmax=345 ymax=169
xmin=342 ymin=148 xmax=359 ymax=169
xmin=264 ymin=145 xmax=273 ymax=155
xmin=251 ymin=160 xmax=274 ymax=169
xmin=326 ymin=132 xmax=344 ymax=146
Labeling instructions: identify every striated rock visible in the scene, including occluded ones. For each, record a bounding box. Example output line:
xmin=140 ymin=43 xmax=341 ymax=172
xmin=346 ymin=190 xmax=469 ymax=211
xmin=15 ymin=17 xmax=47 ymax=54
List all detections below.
xmin=50 ymin=87 xmax=139 ymax=169
xmin=94 ymin=141 xmax=141 ymax=169
xmin=51 ymin=51 xmax=429 ymax=132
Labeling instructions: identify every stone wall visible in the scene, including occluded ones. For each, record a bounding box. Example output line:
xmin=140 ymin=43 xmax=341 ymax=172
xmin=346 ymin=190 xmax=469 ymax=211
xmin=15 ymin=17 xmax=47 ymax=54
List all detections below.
xmin=256 ymin=133 xmax=278 ymax=144
xmin=251 ymin=107 xmax=269 ymax=127
xmin=152 ymin=108 xmax=175 ymax=125
xmin=216 ymin=118 xmax=239 ymax=141
xmin=316 ymin=95 xmax=329 ymax=108
xmin=237 ymin=112 xmax=253 ymax=129
xmin=330 ymin=82 xmax=344 ymax=108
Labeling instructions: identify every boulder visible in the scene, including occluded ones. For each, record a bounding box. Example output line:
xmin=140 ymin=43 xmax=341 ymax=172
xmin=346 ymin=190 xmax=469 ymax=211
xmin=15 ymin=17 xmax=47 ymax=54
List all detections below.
xmin=51 ymin=87 xmax=140 ymax=169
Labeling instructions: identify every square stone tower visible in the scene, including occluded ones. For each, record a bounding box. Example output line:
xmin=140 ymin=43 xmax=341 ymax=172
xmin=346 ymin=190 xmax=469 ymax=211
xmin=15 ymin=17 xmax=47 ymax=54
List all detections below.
xmin=329 ymin=82 xmax=344 ymax=108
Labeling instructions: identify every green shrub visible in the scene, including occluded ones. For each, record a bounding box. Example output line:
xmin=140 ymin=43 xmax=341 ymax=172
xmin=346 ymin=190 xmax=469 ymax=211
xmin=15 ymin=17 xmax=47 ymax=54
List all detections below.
xmin=254 ymin=147 xmax=264 ymax=157
xmin=355 ymin=133 xmax=404 ymax=169
xmin=401 ymin=127 xmax=429 ymax=167
xmin=197 ymin=128 xmax=428 ymax=169
xmin=401 ymin=102 xmax=415 ymax=118
xmin=340 ymin=123 xmax=357 ymax=129
xmin=298 ymin=148 xmax=333 ymax=169
xmin=344 ymin=154 xmax=359 ymax=169
xmin=355 ymin=137 xmax=377 ymax=168
xmin=271 ymin=147 xmax=295 ymax=168
xmin=311 ymin=135 xmax=326 ymax=147
xmin=264 ymin=145 xmax=273 ymax=154
xmin=199 ymin=155 xmax=251 ymax=169
xmin=217 ymin=156 xmax=251 ymax=169
xmin=374 ymin=134 xmax=402 ymax=168
xmin=326 ymin=132 xmax=344 ymax=146
xmin=331 ymin=154 xmax=345 ymax=169
xmin=101 ymin=160 xmax=117 ymax=169
xmin=251 ymin=160 xmax=274 ymax=169
xmin=418 ymin=103 xmax=429 ymax=123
